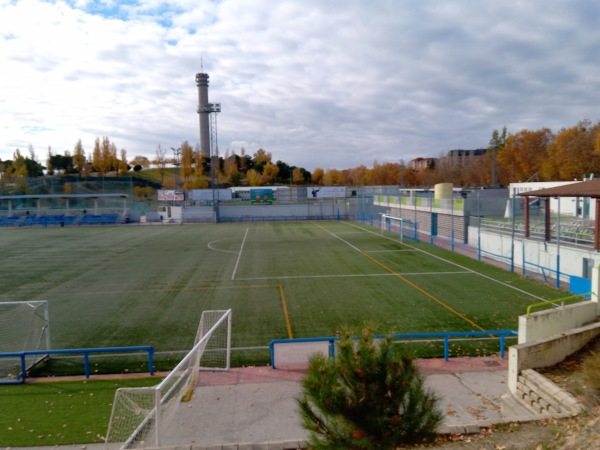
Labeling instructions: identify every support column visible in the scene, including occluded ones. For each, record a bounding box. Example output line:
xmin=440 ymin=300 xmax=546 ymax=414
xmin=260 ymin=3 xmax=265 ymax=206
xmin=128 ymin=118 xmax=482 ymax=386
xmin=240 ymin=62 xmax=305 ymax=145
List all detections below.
xmin=592 ymin=265 xmax=599 ymax=316
xmin=524 ymin=197 xmax=530 ymax=238
xmin=545 ymin=198 xmax=551 ymax=242
xmin=595 ymin=199 xmax=600 ymax=251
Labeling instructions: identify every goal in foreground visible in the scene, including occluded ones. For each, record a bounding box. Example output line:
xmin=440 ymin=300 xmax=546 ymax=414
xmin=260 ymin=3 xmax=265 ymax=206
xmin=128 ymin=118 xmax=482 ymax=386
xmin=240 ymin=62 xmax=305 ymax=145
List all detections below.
xmin=0 ymin=300 xmax=50 ymax=383
xmin=105 ymin=309 xmax=232 ymax=449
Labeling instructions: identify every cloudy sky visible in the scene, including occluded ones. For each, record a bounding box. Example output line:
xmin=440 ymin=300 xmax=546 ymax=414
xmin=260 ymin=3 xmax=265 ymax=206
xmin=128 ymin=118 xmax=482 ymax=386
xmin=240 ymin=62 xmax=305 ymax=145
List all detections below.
xmin=1 ymin=0 xmax=599 ymax=172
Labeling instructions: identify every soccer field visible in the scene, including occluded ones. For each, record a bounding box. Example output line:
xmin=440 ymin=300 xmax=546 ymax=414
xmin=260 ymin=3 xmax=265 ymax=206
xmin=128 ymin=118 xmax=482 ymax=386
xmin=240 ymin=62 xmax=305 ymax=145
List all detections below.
xmin=0 ymin=220 xmax=565 ymax=368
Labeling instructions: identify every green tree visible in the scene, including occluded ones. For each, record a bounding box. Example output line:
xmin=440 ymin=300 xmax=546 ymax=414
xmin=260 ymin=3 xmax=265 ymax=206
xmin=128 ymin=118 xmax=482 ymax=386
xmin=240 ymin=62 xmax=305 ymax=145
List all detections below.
xmin=299 ymin=326 xmax=442 ymax=449
xmin=489 ymin=127 xmax=508 ymax=187
xmin=130 ymin=155 xmax=151 ymax=168
xmin=46 ymin=147 xmax=54 ymax=176
xmin=275 ymin=160 xmax=291 ymax=183
xmin=48 ymin=154 xmax=73 ymax=174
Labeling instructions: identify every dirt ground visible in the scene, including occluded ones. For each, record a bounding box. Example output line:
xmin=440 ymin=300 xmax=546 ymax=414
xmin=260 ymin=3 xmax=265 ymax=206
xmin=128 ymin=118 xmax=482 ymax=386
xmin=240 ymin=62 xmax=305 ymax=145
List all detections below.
xmin=414 ymin=339 xmax=600 ymax=450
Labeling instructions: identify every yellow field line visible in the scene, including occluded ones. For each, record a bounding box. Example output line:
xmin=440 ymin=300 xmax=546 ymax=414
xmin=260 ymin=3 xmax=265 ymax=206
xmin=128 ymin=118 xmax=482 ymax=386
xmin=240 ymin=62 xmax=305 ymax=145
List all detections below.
xmin=363 ymin=253 xmax=484 ymax=331
xmin=278 ymin=284 xmax=294 ymax=339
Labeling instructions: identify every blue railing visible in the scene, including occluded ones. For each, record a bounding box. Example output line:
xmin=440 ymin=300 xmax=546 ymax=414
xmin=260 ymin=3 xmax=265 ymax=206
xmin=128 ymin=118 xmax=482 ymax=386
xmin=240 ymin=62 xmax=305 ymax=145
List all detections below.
xmin=269 ymin=330 xmax=518 ymax=369
xmin=0 ymin=346 xmax=154 ymax=384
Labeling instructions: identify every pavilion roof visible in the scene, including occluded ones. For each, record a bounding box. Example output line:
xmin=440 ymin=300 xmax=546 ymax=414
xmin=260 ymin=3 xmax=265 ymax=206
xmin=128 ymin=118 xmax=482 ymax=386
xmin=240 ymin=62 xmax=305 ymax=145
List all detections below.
xmin=517 ymin=179 xmax=600 ymax=198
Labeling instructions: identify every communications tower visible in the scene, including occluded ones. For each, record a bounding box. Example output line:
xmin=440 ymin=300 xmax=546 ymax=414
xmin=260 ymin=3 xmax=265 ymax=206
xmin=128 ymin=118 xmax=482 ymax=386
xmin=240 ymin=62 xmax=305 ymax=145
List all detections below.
xmin=195 ymin=72 xmax=211 ymax=155
xmin=196 ymin=71 xmax=221 ymax=221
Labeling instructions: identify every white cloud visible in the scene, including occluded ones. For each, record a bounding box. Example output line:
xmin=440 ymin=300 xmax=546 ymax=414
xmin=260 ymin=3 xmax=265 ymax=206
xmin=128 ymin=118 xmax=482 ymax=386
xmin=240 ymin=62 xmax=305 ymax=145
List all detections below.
xmin=1 ymin=0 xmax=600 ymax=172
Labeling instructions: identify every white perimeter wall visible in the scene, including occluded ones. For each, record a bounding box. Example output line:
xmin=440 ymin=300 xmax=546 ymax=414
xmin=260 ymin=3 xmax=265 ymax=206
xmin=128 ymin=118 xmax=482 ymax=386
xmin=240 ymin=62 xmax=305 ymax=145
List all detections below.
xmin=468 ymin=226 xmax=600 ymax=280
xmin=507 ymin=266 xmax=600 ymax=394
xmin=219 ymin=202 xmax=350 ymax=219
xmin=518 ymin=302 xmax=599 ymax=344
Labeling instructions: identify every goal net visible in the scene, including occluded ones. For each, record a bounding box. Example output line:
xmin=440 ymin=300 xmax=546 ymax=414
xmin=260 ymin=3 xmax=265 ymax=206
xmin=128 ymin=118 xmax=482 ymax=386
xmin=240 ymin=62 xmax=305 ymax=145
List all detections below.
xmin=380 ymin=213 xmax=404 ymax=243
xmin=0 ymin=301 xmax=50 ymax=383
xmin=105 ymin=309 xmax=231 ymax=449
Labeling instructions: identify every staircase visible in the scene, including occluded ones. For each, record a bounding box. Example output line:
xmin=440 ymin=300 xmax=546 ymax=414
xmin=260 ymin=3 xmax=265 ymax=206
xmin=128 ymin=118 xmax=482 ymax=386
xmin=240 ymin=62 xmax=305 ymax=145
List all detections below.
xmin=515 ymin=369 xmax=582 ymax=417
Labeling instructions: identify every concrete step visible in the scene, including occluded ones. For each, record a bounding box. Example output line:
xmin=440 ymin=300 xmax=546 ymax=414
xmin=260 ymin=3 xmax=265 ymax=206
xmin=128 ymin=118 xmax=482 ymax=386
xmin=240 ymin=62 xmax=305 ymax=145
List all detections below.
xmin=513 ymin=369 xmax=582 ymax=418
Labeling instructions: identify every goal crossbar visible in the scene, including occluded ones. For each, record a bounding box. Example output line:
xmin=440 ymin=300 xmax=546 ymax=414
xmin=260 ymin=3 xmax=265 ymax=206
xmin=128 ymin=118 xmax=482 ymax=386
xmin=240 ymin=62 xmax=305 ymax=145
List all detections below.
xmin=380 ymin=213 xmax=404 ymax=243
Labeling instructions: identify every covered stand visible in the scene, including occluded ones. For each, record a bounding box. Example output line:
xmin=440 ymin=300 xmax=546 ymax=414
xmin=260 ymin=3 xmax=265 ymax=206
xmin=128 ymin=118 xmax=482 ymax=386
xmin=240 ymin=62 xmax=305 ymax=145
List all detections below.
xmin=517 ymin=179 xmax=600 ymax=250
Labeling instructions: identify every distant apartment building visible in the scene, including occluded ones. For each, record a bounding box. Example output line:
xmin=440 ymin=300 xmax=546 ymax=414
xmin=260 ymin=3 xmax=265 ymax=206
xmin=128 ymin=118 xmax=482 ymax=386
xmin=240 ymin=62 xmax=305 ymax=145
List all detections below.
xmin=408 ymin=157 xmax=435 ymax=172
xmin=444 ymin=148 xmax=487 ymax=166
xmin=409 ymin=149 xmax=486 ymax=172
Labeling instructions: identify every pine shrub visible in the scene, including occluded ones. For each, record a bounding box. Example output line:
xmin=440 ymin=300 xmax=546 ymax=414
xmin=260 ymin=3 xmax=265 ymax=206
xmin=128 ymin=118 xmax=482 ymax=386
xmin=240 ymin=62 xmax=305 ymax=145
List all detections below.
xmin=298 ymin=326 xmax=443 ymax=450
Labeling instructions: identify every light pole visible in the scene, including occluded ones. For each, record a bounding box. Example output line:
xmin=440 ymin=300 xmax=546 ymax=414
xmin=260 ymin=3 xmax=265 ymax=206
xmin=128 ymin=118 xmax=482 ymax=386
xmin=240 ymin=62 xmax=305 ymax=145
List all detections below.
xmin=170 ymin=147 xmax=181 ymax=191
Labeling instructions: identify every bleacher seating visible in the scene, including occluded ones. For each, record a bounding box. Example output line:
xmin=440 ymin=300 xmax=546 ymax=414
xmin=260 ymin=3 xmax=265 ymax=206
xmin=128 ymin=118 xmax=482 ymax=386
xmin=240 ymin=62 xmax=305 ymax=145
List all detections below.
xmin=77 ymin=213 xmax=121 ymax=226
xmin=0 ymin=216 xmax=20 ymax=227
xmin=0 ymin=213 xmax=123 ymax=227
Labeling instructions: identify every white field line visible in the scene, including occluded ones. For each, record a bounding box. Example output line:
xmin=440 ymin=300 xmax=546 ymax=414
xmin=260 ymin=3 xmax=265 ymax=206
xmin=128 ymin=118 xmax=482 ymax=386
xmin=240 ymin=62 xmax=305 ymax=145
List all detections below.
xmin=207 ymin=240 xmax=239 ymax=254
xmin=231 ymin=228 xmax=249 ymax=281
xmin=318 ymin=226 xmax=362 ymax=252
xmin=364 ymin=249 xmax=416 ymax=253
xmin=344 ymin=221 xmax=548 ymax=302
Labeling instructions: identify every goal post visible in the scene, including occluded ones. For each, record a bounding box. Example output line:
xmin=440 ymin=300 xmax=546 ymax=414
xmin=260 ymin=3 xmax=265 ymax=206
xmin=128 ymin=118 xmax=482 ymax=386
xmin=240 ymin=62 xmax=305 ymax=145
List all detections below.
xmin=380 ymin=213 xmax=404 ymax=243
xmin=0 ymin=301 xmax=50 ymax=383
xmin=105 ymin=309 xmax=232 ymax=449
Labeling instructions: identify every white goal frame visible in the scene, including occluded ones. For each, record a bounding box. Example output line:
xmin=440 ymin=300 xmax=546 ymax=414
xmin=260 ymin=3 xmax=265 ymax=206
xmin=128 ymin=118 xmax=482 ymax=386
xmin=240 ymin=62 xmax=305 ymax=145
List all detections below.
xmin=105 ymin=309 xmax=232 ymax=449
xmin=0 ymin=300 xmax=51 ymax=383
xmin=380 ymin=213 xmax=404 ymax=243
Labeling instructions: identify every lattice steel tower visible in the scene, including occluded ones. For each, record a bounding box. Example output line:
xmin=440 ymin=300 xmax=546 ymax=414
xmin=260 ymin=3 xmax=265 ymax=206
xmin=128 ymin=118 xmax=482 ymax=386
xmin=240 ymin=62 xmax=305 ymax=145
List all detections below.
xmin=196 ymin=71 xmax=221 ymax=221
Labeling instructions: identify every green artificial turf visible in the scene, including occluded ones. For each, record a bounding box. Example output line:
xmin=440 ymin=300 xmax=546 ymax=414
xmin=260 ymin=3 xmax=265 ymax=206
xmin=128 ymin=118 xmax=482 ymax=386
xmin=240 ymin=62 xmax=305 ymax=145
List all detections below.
xmin=0 ymin=220 xmax=572 ymax=447
xmin=0 ymin=221 xmax=566 ymax=365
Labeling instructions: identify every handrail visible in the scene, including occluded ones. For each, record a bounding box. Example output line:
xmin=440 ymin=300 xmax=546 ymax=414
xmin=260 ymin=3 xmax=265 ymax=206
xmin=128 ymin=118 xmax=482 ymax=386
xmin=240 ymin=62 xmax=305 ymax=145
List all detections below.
xmin=0 ymin=345 xmax=154 ymax=384
xmin=269 ymin=330 xmax=518 ymax=368
xmin=526 ymin=293 xmax=593 ymax=315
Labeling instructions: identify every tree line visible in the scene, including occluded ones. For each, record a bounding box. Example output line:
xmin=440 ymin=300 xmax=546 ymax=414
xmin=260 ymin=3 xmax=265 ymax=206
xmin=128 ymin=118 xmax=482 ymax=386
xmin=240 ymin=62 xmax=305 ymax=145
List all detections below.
xmin=2 ymin=119 xmax=600 ymax=190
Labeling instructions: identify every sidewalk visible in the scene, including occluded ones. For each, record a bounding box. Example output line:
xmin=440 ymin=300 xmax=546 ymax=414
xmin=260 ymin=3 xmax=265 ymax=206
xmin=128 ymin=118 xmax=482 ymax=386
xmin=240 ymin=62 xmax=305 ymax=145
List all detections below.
xmin=156 ymin=356 xmax=533 ymax=449
xmin=11 ymin=356 xmax=536 ymax=450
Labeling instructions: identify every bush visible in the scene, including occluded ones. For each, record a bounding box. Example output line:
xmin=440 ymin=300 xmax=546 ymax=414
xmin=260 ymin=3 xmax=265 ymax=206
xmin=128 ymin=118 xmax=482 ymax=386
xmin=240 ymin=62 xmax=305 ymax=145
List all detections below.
xmin=298 ymin=326 xmax=443 ymax=450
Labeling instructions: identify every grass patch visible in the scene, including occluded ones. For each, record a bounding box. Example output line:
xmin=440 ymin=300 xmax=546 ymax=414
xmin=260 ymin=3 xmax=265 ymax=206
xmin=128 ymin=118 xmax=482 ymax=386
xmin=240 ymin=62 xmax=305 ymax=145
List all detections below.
xmin=0 ymin=377 xmax=160 ymax=447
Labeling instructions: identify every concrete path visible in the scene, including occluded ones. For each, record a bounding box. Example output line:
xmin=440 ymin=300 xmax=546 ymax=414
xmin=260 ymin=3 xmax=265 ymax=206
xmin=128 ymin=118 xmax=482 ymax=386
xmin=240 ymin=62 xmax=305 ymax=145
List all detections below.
xmin=154 ymin=356 xmax=535 ymax=449
xmin=11 ymin=356 xmax=537 ymax=450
